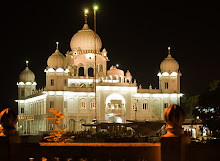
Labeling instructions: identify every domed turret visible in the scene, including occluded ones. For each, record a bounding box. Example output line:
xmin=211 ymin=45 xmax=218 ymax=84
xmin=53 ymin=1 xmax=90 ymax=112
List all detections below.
xmin=70 ymin=23 xmax=102 ymax=52
xmin=19 ymin=61 xmax=35 ymax=83
xmin=107 ymin=66 xmax=124 ymax=77
xmin=160 ymin=47 xmax=179 ymax=73
xmin=125 ymin=70 xmax=132 ymax=79
xmin=47 ymin=42 xmax=66 ymax=69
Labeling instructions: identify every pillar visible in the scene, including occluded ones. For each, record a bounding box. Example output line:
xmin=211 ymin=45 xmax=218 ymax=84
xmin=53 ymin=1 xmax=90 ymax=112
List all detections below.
xmin=26 ymin=120 xmax=28 ymax=134
xmin=161 ymin=104 xmax=190 ymax=161
xmin=30 ymin=121 xmax=32 ymax=134
xmin=23 ymin=121 xmax=24 ymax=134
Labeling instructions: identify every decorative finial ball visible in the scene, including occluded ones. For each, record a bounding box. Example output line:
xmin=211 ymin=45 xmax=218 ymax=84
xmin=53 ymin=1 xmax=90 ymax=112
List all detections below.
xmin=164 ymin=104 xmax=185 ymax=129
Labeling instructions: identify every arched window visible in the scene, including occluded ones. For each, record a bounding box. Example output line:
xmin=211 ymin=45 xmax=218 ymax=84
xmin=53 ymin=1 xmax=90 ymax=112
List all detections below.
xmin=98 ymin=64 xmax=103 ymax=73
xmin=113 ymin=75 xmax=118 ymax=80
xmin=71 ymin=83 xmax=75 ymax=87
xmin=143 ymin=99 xmax=149 ymax=110
xmin=88 ymin=67 xmax=94 ymax=77
xmin=119 ymin=76 xmax=123 ymax=83
xmin=78 ymin=67 xmax=84 ymax=76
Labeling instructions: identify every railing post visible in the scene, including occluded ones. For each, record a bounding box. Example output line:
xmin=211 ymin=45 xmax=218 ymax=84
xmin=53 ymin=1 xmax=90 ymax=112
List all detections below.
xmin=161 ymin=104 xmax=190 ymax=161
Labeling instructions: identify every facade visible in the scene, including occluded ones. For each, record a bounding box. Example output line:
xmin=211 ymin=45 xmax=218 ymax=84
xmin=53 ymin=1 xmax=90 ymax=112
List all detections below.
xmin=16 ymin=20 xmax=183 ymax=135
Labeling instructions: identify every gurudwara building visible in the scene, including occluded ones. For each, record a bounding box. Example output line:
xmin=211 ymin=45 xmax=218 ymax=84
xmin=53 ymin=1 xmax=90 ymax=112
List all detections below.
xmin=16 ymin=17 xmax=183 ymax=135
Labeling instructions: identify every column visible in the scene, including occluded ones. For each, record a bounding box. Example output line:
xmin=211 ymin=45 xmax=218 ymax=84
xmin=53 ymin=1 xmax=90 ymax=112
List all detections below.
xmin=22 ymin=121 xmax=24 ymax=134
xmin=161 ymin=104 xmax=190 ymax=161
xmin=26 ymin=120 xmax=28 ymax=135
xmin=30 ymin=120 xmax=32 ymax=134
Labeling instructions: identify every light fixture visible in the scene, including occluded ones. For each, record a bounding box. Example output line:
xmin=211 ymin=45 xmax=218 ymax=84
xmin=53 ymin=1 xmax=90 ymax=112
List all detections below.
xmin=93 ymin=5 xmax=98 ymax=10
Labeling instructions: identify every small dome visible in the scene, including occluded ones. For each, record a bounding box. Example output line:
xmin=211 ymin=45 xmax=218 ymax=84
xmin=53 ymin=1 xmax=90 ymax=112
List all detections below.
xmin=47 ymin=49 xmax=66 ymax=69
xmin=19 ymin=66 xmax=35 ymax=83
xmin=107 ymin=66 xmax=124 ymax=77
xmin=125 ymin=70 xmax=132 ymax=79
xmin=70 ymin=24 xmax=102 ymax=52
xmin=160 ymin=53 xmax=179 ymax=73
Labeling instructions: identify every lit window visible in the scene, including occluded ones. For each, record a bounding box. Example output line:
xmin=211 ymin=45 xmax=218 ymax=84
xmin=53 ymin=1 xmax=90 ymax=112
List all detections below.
xmin=21 ymin=108 xmax=24 ymax=114
xmin=81 ymin=102 xmax=86 ymax=109
xmin=165 ymin=82 xmax=168 ymax=89
xmin=143 ymin=103 xmax=148 ymax=110
xmin=51 ymin=79 xmax=54 ymax=86
xmin=164 ymin=103 xmax=168 ymax=108
xmin=90 ymin=102 xmax=95 ymax=109
xmin=50 ymin=101 xmax=54 ymax=108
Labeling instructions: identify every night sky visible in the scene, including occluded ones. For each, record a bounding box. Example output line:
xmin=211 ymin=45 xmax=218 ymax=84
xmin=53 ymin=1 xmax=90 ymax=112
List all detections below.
xmin=1 ymin=1 xmax=220 ymax=110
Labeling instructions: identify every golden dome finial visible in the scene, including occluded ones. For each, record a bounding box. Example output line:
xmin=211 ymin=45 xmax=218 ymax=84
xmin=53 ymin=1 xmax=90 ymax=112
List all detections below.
xmin=26 ymin=60 xmax=29 ymax=67
xmin=84 ymin=9 xmax=89 ymax=24
xmin=56 ymin=42 xmax=59 ymax=50
xmin=168 ymin=47 xmax=171 ymax=55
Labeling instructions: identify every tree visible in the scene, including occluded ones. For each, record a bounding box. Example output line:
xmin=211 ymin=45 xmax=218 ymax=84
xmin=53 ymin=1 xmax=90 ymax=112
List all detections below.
xmin=193 ymin=80 xmax=220 ymax=137
xmin=182 ymin=95 xmax=200 ymax=119
xmin=193 ymin=106 xmax=220 ymax=137
xmin=209 ymin=80 xmax=220 ymax=91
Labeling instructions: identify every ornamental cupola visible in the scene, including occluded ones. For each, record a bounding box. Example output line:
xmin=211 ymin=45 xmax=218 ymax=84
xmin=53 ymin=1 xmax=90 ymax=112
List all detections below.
xmin=19 ymin=61 xmax=35 ymax=83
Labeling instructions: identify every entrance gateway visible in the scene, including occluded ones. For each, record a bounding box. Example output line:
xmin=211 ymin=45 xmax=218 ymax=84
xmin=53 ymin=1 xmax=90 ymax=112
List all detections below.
xmin=105 ymin=93 xmax=126 ymax=123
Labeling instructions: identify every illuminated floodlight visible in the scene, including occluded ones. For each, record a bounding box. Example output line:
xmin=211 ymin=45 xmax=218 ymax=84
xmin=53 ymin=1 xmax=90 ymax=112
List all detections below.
xmin=157 ymin=72 xmax=162 ymax=77
xmin=93 ymin=5 xmax=98 ymax=10
xmin=168 ymin=47 xmax=171 ymax=50
xmin=56 ymin=68 xmax=64 ymax=72
xmin=84 ymin=9 xmax=89 ymax=14
xmin=162 ymin=72 xmax=169 ymax=76
xmin=170 ymin=72 xmax=178 ymax=76
xmin=116 ymin=64 xmax=119 ymax=68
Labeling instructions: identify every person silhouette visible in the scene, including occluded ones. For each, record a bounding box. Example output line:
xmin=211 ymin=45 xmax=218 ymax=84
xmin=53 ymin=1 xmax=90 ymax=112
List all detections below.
xmin=0 ymin=108 xmax=21 ymax=143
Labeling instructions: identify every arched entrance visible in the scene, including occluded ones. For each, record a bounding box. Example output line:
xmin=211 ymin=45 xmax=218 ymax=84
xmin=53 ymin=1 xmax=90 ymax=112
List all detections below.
xmin=105 ymin=93 xmax=126 ymax=123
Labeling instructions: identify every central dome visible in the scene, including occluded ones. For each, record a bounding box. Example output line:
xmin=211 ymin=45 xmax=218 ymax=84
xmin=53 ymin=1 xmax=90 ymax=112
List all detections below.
xmin=19 ymin=67 xmax=35 ymax=83
xmin=160 ymin=53 xmax=179 ymax=73
xmin=70 ymin=24 xmax=102 ymax=52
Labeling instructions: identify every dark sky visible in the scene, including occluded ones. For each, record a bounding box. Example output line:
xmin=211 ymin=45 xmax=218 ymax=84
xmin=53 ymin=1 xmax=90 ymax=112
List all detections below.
xmin=1 ymin=0 xmax=220 ymax=110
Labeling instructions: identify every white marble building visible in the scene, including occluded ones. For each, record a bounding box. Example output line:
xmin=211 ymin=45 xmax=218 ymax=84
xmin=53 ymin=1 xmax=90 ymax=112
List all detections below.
xmin=16 ymin=19 xmax=182 ymax=135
